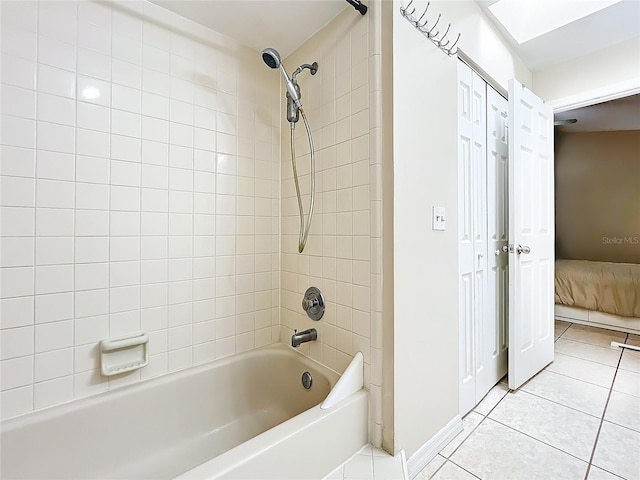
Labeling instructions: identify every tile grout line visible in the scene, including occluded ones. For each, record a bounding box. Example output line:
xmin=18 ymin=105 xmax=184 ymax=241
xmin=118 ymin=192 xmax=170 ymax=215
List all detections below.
xmin=488 ymin=415 xmax=592 ymax=466
xmin=519 ymin=381 xmax=606 ymax=421
xmin=538 ymin=367 xmax=616 ymax=392
xmin=554 ymin=322 xmax=572 ymax=342
xmin=445 ymin=458 xmax=482 ymax=479
xmin=583 ymin=332 xmax=626 ymax=480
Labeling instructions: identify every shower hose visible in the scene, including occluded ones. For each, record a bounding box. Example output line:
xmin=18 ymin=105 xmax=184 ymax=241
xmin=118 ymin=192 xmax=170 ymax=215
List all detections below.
xmin=290 ymin=108 xmax=315 ymax=253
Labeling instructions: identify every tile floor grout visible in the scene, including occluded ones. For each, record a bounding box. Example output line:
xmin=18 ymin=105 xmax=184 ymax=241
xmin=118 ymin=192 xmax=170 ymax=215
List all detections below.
xmin=584 ymin=332 xmax=631 ymax=480
xmin=488 ymin=415 xmax=591 ymax=465
xmin=518 ymin=376 xmax=612 ymax=419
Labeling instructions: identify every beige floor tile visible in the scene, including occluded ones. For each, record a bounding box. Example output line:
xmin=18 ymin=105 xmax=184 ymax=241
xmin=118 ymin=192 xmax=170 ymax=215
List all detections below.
xmin=431 ymin=461 xmax=478 ymax=480
xmin=521 ymin=370 xmax=610 ymax=417
xmin=592 ymin=421 xmax=640 ymax=480
xmin=562 ymin=324 xmax=626 ymax=348
xmin=324 ymin=465 xmax=345 ymax=480
xmin=555 ymin=338 xmax=622 ymax=367
xmin=605 ymin=390 xmax=640 ymax=433
xmin=450 ymin=418 xmax=588 ymax=480
xmin=545 ymin=352 xmax=616 ymax=388
xmin=473 ymin=382 xmax=509 ymax=416
xmin=555 ymin=320 xmax=571 ymax=340
xmin=372 ymin=454 xmax=404 ymax=479
xmin=417 ymin=455 xmax=446 ymax=479
xmin=489 ymin=389 xmax=600 ymax=460
xmin=587 ymin=466 xmax=625 ymax=479
xmin=343 ymin=453 xmax=374 ymax=480
xmin=613 ymin=369 xmax=640 ymax=397
xmin=619 ymin=349 xmax=640 ymax=374
xmin=439 ymin=412 xmax=483 ymax=458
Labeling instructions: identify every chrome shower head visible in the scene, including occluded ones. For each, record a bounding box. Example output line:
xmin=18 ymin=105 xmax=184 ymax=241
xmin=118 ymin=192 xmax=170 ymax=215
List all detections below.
xmin=262 ymin=48 xmax=281 ymax=69
xmin=261 ymin=47 xmax=302 ymax=109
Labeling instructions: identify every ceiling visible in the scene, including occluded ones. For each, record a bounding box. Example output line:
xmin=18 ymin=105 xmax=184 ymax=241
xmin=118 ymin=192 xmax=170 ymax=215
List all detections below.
xmin=150 ymin=0 xmax=349 ymax=58
xmin=476 ymin=0 xmax=640 ymax=71
xmin=555 ymin=94 xmax=640 ymax=132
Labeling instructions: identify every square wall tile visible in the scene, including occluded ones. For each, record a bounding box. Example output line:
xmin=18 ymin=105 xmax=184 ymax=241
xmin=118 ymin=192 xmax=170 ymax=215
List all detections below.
xmin=35 ymin=320 xmax=73 ymax=353
xmin=1 ymin=356 xmax=34 ymax=390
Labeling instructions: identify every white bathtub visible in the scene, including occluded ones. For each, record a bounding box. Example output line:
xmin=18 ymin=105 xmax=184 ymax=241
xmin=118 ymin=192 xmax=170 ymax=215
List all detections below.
xmin=0 ymin=344 xmax=368 ymax=479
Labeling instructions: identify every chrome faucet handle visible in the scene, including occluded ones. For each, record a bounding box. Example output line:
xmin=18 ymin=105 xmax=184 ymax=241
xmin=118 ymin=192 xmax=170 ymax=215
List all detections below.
xmin=302 ymin=287 xmax=325 ymax=321
xmin=302 ymin=297 xmax=319 ymax=311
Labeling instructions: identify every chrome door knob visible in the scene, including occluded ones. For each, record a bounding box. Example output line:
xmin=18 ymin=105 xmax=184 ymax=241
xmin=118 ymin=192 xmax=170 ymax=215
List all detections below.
xmin=516 ymin=245 xmax=531 ymax=254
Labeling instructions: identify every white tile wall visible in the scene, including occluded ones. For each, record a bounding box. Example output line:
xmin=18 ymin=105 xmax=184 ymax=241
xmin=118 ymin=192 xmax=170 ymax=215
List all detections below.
xmin=279 ymin=4 xmax=384 ymax=446
xmin=0 ymin=0 xmax=281 ymax=419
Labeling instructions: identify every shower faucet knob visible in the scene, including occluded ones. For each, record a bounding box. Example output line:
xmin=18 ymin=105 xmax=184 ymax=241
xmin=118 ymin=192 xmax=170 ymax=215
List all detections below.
xmin=302 ymin=287 xmax=325 ymax=321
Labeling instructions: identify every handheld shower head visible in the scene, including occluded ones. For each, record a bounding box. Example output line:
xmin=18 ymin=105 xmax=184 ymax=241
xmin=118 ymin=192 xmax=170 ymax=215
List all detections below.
xmin=261 ymin=48 xmax=281 ymax=69
xmin=261 ymin=47 xmax=302 ymax=109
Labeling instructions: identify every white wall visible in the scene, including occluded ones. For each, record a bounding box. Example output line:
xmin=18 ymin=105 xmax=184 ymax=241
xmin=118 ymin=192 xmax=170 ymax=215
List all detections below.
xmin=391 ymin=0 xmax=531 ymax=459
xmin=533 ymin=37 xmax=640 ymax=107
xmin=0 ymin=0 xmax=281 ymax=419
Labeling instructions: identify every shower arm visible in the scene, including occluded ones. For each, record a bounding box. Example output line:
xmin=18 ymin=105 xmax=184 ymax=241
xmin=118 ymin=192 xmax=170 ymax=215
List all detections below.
xmin=292 ymin=62 xmax=318 ymax=82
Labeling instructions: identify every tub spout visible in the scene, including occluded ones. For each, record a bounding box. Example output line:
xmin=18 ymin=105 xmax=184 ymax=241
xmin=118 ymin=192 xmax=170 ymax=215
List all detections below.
xmin=291 ymin=328 xmax=317 ymax=348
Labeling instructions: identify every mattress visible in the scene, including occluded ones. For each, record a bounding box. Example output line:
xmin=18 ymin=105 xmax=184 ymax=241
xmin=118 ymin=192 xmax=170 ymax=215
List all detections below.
xmin=555 ymin=259 xmax=640 ymax=318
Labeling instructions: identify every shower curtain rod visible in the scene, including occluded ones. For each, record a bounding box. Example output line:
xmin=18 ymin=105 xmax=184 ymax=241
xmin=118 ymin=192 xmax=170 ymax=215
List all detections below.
xmin=345 ymin=0 xmax=367 ymax=15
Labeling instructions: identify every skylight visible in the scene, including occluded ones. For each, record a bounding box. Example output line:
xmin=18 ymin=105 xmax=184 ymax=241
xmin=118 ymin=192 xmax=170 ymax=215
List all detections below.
xmin=488 ymin=0 xmax=623 ymax=44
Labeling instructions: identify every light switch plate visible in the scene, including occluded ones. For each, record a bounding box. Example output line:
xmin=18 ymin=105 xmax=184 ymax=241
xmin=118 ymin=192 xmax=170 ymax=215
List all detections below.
xmin=433 ymin=206 xmax=446 ymax=231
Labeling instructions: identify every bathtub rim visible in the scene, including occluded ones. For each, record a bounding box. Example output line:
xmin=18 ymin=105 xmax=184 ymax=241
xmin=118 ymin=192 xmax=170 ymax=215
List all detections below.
xmin=176 ymin=389 xmax=369 ymax=479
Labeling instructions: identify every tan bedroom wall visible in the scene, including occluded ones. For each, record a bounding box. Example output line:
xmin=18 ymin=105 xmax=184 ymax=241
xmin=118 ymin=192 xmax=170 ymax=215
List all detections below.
xmin=555 ymin=130 xmax=640 ymax=264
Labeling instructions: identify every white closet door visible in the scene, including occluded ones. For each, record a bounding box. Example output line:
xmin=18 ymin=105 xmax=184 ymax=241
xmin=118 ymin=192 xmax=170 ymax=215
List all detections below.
xmin=458 ymin=61 xmax=476 ymax=415
xmin=479 ymin=86 xmax=508 ymax=395
xmin=507 ymin=79 xmax=555 ymax=390
xmin=470 ymin=71 xmax=489 ymax=405
xmin=458 ymin=62 xmax=476 ymax=415
xmin=458 ymin=62 xmax=489 ymax=415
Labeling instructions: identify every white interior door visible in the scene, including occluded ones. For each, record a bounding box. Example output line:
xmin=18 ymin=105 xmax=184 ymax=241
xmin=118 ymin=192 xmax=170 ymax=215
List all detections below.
xmin=479 ymin=86 xmax=508 ymax=395
xmin=507 ymin=79 xmax=555 ymax=390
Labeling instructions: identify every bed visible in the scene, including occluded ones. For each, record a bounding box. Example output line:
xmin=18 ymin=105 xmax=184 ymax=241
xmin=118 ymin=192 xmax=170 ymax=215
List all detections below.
xmin=554 ymin=259 xmax=640 ymax=334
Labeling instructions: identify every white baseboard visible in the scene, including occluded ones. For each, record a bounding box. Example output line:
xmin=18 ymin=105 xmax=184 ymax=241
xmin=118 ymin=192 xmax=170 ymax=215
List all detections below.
xmin=400 ymin=450 xmax=409 ymax=480
xmin=406 ymin=415 xmax=463 ymax=479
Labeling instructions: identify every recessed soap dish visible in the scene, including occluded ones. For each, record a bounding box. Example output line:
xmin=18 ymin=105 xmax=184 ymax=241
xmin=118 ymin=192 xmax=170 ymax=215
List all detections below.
xmin=100 ymin=333 xmax=149 ymax=376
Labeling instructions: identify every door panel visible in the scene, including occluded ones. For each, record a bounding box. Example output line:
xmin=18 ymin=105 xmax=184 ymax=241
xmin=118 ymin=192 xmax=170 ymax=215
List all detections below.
xmin=458 ymin=62 xmax=492 ymax=414
xmin=458 ymin=61 xmax=476 ymax=415
xmin=471 ymin=71 xmax=489 ymax=405
xmin=479 ymin=86 xmax=509 ymax=395
xmin=508 ymin=79 xmax=555 ymax=390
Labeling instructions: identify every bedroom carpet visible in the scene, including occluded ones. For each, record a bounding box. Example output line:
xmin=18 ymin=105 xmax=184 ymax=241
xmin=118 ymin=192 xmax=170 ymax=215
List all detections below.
xmin=420 ymin=322 xmax=640 ymax=480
